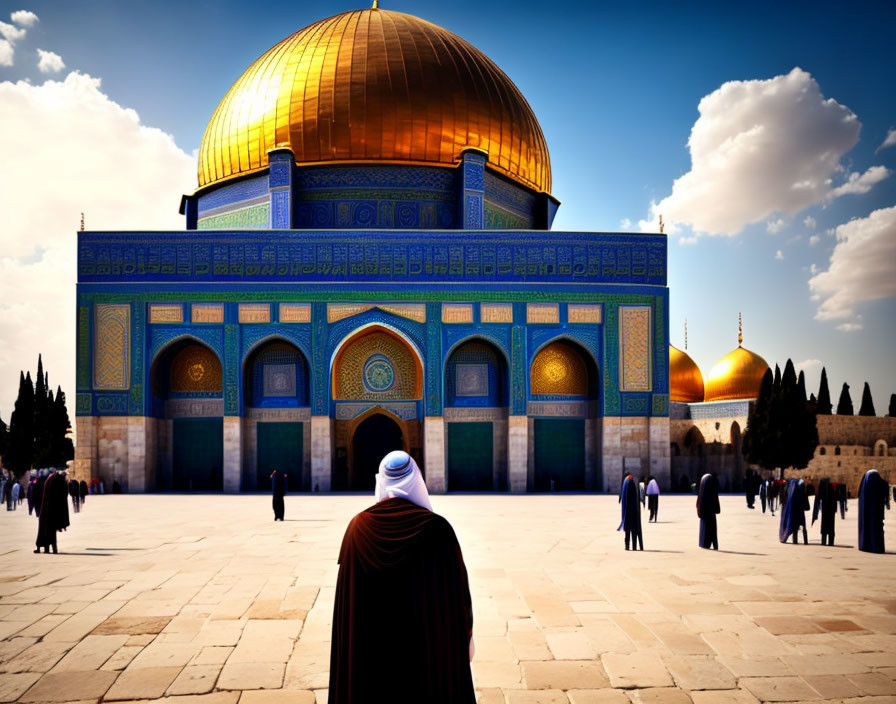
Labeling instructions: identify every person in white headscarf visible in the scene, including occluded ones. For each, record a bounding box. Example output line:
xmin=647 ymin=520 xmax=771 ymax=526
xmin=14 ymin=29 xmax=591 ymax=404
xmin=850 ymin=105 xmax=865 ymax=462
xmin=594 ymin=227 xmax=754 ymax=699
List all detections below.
xmin=329 ymin=451 xmax=475 ymax=704
xmin=646 ymin=476 xmax=660 ymax=522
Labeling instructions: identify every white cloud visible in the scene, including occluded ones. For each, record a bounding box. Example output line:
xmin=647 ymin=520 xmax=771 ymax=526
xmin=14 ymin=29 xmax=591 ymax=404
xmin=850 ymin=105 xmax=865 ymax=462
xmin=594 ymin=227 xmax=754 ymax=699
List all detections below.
xmin=828 ymin=166 xmax=890 ymax=198
xmin=809 ymin=234 xmax=820 ymax=246
xmin=0 ymin=20 xmax=25 ymax=41
xmin=796 ymin=359 xmax=822 ymax=373
xmin=836 ymin=322 xmax=863 ymax=332
xmin=0 ymin=39 xmax=12 ymax=66
xmin=766 ymin=218 xmax=786 ymax=234
xmin=803 ymin=215 xmax=816 ymax=230
xmin=809 ymin=263 xmax=818 ymax=275
xmin=639 ymin=68 xmax=868 ymax=237
xmin=775 ymin=249 xmax=783 ymax=261
xmin=10 ymin=10 xmax=38 ymax=27
xmin=808 ymin=206 xmax=896 ymax=324
xmin=878 ymin=128 xmax=896 ymax=152
xmin=0 ymin=71 xmax=194 ymax=421
xmin=620 ymin=218 xmax=632 ymax=230
xmin=36 ymin=48 xmax=64 ymax=73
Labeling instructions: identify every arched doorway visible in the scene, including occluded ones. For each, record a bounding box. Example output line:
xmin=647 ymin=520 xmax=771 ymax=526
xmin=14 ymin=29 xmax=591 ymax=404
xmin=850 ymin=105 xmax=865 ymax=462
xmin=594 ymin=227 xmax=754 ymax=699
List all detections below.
xmin=444 ymin=339 xmax=508 ymax=491
xmin=528 ymin=339 xmax=599 ymax=491
xmin=350 ymin=413 xmax=405 ymax=490
xmin=150 ymin=339 xmax=224 ymax=491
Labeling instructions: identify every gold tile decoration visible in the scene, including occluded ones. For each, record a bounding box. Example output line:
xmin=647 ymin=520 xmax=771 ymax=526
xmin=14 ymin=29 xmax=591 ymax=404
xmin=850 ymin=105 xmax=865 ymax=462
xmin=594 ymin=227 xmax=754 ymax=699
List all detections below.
xmin=334 ymin=331 xmax=421 ymax=401
xmin=327 ymin=303 xmax=425 ymax=323
xmin=526 ymin=303 xmax=559 ymax=324
xmin=481 ymin=303 xmax=513 ymax=323
xmin=149 ymin=304 xmax=183 ymax=324
xmin=192 ymin=304 xmax=224 ymax=324
xmin=620 ymin=305 xmax=652 ymax=392
xmin=170 ymin=344 xmax=223 ymax=394
xmin=442 ymin=303 xmax=473 ymax=324
xmin=94 ymin=304 xmax=130 ymax=390
xmin=531 ymin=341 xmax=588 ymax=395
xmin=238 ymin=303 xmax=270 ymax=323
xmin=197 ymin=9 xmax=551 ymax=194
xmin=568 ymin=304 xmax=602 ymax=324
xmin=280 ymin=303 xmax=311 ymax=323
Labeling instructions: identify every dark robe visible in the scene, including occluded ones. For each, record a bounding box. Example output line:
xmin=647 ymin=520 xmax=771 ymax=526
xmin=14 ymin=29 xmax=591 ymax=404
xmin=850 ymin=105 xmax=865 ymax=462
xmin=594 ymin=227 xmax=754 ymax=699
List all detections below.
xmin=79 ymin=480 xmax=88 ymax=502
xmin=26 ymin=479 xmax=35 ymax=514
xmin=812 ymin=478 xmax=837 ymax=545
xmin=780 ymin=479 xmax=809 ymax=543
xmin=36 ymin=473 xmax=70 ymax=551
xmin=696 ymin=473 xmax=720 ymax=549
xmin=271 ymin=472 xmax=286 ymax=521
xmin=858 ymin=470 xmax=889 ymax=554
xmin=329 ymin=497 xmax=474 ymax=704
xmin=617 ymin=475 xmax=642 ymax=550
xmin=33 ymin=475 xmax=46 ymax=518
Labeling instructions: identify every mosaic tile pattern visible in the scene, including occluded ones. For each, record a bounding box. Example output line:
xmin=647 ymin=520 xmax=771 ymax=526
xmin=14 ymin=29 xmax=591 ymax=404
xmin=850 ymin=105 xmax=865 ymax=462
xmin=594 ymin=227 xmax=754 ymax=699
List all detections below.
xmin=93 ymin=304 xmax=130 ymax=390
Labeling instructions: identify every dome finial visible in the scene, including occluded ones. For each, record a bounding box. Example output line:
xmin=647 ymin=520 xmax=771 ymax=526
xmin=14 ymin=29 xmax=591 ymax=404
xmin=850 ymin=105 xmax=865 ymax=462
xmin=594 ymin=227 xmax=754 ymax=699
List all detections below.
xmin=738 ymin=312 xmax=743 ymax=347
xmin=684 ymin=318 xmax=688 ymax=350
xmin=659 ymin=214 xmax=664 ymax=234
xmin=372 ymin=0 xmax=379 ymax=8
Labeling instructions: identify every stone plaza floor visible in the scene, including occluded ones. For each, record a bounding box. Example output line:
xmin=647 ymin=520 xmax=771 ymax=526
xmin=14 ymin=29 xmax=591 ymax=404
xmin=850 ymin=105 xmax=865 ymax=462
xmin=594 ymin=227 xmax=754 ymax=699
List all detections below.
xmin=0 ymin=493 xmax=894 ymax=704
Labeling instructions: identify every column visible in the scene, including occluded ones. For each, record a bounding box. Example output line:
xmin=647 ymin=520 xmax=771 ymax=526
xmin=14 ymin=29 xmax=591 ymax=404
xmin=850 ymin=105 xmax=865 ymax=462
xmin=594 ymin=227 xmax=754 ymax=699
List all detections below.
xmin=649 ymin=417 xmax=672 ymax=490
xmin=508 ymin=415 xmax=528 ymax=493
xmin=73 ymin=416 xmax=97 ymax=484
xmin=222 ymin=416 xmax=242 ymax=493
xmin=268 ymin=147 xmax=294 ymax=228
xmin=458 ymin=149 xmax=485 ymax=229
xmin=602 ymin=416 xmax=622 ymax=493
xmin=127 ymin=416 xmax=155 ymax=493
xmin=424 ymin=416 xmax=446 ymax=494
xmin=311 ymin=415 xmax=332 ymax=492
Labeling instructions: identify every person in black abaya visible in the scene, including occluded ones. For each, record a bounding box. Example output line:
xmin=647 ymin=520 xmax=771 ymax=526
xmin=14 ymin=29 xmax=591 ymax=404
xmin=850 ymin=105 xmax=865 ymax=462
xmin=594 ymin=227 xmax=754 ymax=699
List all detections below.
xmin=780 ymin=478 xmax=809 ymax=544
xmin=32 ymin=471 xmax=46 ymax=518
xmin=697 ymin=472 xmax=720 ymax=549
xmin=68 ymin=478 xmax=81 ymax=513
xmin=858 ymin=469 xmax=890 ymax=554
xmin=618 ymin=474 xmax=643 ymax=550
xmin=271 ymin=469 xmax=286 ymax=521
xmin=35 ymin=471 xmax=70 ymax=554
xmin=812 ymin=478 xmax=838 ymax=546
xmin=329 ymin=450 xmax=475 ymax=704
xmin=79 ymin=480 xmax=88 ymax=507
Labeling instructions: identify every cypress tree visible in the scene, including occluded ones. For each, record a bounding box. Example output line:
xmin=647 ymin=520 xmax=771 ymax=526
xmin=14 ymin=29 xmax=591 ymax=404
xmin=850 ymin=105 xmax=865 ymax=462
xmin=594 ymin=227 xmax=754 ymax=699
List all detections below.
xmin=48 ymin=386 xmax=74 ymax=467
xmin=816 ymin=367 xmax=833 ymax=415
xmin=797 ymin=370 xmax=807 ymax=403
xmin=6 ymin=372 xmax=35 ymax=476
xmin=0 ymin=415 xmax=7 ymax=459
xmin=836 ymin=382 xmax=854 ymax=415
xmin=889 ymin=393 xmax=896 ymax=417
xmin=744 ymin=367 xmax=775 ymax=471
xmin=774 ymin=364 xmax=781 ymax=388
xmin=807 ymin=392 xmax=818 ymax=415
xmin=858 ymin=382 xmax=876 ymax=417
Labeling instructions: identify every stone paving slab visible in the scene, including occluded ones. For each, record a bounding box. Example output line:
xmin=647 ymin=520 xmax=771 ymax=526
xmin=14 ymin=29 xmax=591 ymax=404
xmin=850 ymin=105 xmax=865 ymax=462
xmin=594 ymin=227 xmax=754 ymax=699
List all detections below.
xmin=0 ymin=494 xmax=894 ymax=704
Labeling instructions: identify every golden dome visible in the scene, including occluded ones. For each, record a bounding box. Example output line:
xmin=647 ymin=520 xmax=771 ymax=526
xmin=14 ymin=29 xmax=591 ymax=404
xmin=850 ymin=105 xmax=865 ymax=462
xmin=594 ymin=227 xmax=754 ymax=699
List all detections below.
xmin=669 ymin=345 xmax=704 ymax=403
xmin=198 ymin=8 xmax=551 ymax=193
xmin=704 ymin=345 xmax=769 ymax=402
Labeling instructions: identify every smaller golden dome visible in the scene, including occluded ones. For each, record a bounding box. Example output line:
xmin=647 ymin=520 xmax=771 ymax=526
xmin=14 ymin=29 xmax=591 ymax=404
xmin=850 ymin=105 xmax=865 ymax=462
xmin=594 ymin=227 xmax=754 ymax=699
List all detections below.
xmin=704 ymin=345 xmax=769 ymax=402
xmin=669 ymin=345 xmax=704 ymax=403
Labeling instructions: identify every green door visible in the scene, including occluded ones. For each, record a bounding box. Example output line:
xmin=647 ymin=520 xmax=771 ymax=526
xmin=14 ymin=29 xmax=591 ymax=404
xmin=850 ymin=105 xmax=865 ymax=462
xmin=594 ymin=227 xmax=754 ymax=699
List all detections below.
xmin=447 ymin=422 xmax=493 ymax=491
xmin=172 ymin=418 xmax=224 ymax=491
xmin=257 ymin=422 xmax=303 ymax=492
xmin=534 ymin=418 xmax=585 ymax=491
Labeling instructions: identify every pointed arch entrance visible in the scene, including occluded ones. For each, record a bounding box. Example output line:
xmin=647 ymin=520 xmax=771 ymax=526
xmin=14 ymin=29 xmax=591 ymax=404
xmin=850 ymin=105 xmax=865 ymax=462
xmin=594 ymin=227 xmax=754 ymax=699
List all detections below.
xmin=349 ymin=411 xmax=407 ymax=490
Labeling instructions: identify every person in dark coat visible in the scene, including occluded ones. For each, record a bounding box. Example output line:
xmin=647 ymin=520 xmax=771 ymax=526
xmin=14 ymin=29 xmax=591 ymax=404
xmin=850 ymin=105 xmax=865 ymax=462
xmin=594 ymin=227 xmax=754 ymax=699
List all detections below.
xmin=32 ymin=471 xmax=46 ymax=518
xmin=780 ymin=478 xmax=810 ymax=544
xmin=271 ymin=469 xmax=286 ymax=521
xmin=35 ymin=471 xmax=70 ymax=554
xmin=812 ymin=478 xmax=838 ymax=546
xmin=68 ymin=478 xmax=81 ymax=513
xmin=697 ymin=473 xmax=720 ymax=549
xmin=2 ymin=476 xmax=12 ymax=511
xmin=834 ymin=482 xmax=848 ymax=519
xmin=858 ymin=469 xmax=890 ymax=553
xmin=329 ymin=451 xmax=475 ymax=704
xmin=618 ymin=474 xmax=643 ymax=550
xmin=744 ymin=469 xmax=757 ymax=509
xmin=79 ymin=480 xmax=88 ymax=507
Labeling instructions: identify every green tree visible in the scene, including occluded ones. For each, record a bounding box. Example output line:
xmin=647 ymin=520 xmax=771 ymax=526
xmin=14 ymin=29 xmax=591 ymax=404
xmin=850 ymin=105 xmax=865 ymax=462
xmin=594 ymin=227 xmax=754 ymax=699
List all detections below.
xmin=816 ymin=367 xmax=833 ymax=415
xmin=797 ymin=370 xmax=807 ymax=403
xmin=744 ymin=368 xmax=776 ymax=471
xmin=4 ymin=372 xmax=35 ymax=476
xmin=836 ymin=382 xmax=854 ymax=415
xmin=0 ymin=415 xmax=8 ymax=461
xmin=889 ymin=393 xmax=896 ymax=417
xmin=858 ymin=382 xmax=876 ymax=417
xmin=48 ymin=386 xmax=74 ymax=467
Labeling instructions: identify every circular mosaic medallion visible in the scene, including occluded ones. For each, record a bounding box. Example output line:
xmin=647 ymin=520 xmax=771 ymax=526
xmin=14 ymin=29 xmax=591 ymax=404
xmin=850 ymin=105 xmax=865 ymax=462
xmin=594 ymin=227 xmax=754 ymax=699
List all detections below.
xmin=188 ymin=363 xmax=206 ymax=382
xmin=363 ymin=354 xmax=395 ymax=392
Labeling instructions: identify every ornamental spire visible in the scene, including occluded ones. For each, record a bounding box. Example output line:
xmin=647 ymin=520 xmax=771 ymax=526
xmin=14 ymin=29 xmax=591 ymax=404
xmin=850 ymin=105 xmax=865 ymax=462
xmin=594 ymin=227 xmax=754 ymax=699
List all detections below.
xmin=372 ymin=0 xmax=379 ymax=8
xmin=684 ymin=318 xmax=688 ymax=351
xmin=738 ymin=312 xmax=743 ymax=347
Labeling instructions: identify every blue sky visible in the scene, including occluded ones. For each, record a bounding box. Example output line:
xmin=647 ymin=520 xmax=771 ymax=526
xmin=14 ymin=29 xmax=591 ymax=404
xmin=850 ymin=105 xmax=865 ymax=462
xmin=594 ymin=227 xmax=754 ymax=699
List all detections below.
xmin=1 ymin=0 xmax=894 ymax=416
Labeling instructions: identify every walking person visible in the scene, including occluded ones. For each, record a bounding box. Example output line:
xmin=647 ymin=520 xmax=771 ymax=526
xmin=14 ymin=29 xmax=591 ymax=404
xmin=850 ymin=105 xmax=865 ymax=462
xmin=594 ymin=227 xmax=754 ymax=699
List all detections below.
xmin=759 ymin=478 xmax=768 ymax=513
xmin=35 ymin=471 xmax=69 ymax=554
xmin=271 ymin=469 xmax=286 ymax=521
xmin=780 ymin=478 xmax=810 ymax=544
xmin=697 ymin=473 xmax=720 ymax=550
xmin=812 ymin=477 xmax=838 ymax=546
xmin=618 ymin=474 xmax=643 ymax=550
xmin=10 ymin=479 xmax=20 ymax=510
xmin=646 ymin=476 xmax=660 ymax=522
xmin=2 ymin=476 xmax=12 ymax=511
xmin=68 ymin=478 xmax=81 ymax=513
xmin=857 ymin=469 xmax=890 ymax=553
xmin=79 ymin=480 xmax=88 ymax=508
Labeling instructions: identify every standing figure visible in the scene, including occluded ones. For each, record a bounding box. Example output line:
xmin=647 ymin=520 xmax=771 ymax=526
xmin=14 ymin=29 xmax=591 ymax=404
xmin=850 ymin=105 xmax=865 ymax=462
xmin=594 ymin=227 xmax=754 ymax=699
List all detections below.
xmin=271 ymin=469 xmax=286 ymax=521
xmin=812 ymin=478 xmax=838 ymax=546
xmin=11 ymin=480 xmax=20 ymax=510
xmin=835 ymin=482 xmax=848 ymax=519
xmin=33 ymin=471 xmax=46 ymax=518
xmin=79 ymin=480 xmax=88 ymax=508
xmin=618 ymin=474 xmax=643 ymax=550
xmin=697 ymin=473 xmax=720 ymax=550
xmin=329 ymin=451 xmax=475 ymax=704
xmin=2 ymin=477 xmax=11 ymax=511
xmin=35 ymin=471 xmax=70 ymax=554
xmin=768 ymin=478 xmax=780 ymax=515
xmin=857 ymin=469 xmax=890 ymax=554
xmin=779 ymin=478 xmax=810 ymax=544
xmin=26 ymin=474 xmax=35 ymax=515
xmin=759 ymin=478 xmax=768 ymax=513
xmin=68 ymin=478 xmax=81 ymax=513
xmin=745 ymin=469 xmax=757 ymax=509
xmin=646 ymin=476 xmax=660 ymax=522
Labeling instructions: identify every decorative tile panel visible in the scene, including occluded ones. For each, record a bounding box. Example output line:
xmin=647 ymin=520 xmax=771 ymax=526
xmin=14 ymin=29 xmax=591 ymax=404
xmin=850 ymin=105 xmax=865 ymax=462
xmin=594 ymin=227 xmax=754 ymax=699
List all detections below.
xmin=456 ymin=364 xmax=489 ymax=396
xmin=239 ymin=303 xmax=271 ymax=323
xmin=93 ymin=304 xmax=130 ymax=390
xmin=263 ymin=363 xmax=297 ymax=397
xmin=442 ymin=303 xmax=473 ymax=323
xmin=568 ymin=304 xmax=603 ymax=324
xmin=192 ymin=304 xmax=224 ymax=323
xmin=481 ymin=303 xmax=513 ymax=323
xmin=327 ymin=303 xmax=425 ymax=323
xmin=620 ymin=305 xmax=652 ymax=392
xmin=280 ymin=303 xmax=311 ymax=322
xmin=527 ymin=303 xmax=559 ymax=324
xmin=149 ymin=304 xmax=183 ymax=323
